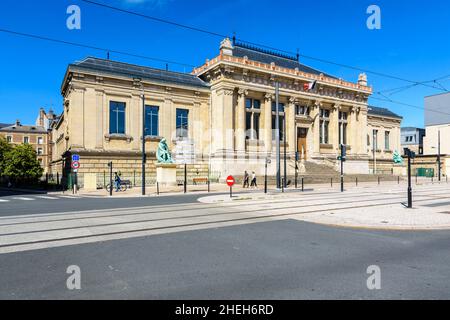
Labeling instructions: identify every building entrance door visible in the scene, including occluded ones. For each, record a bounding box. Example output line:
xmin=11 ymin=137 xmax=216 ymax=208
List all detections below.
xmin=297 ymin=128 xmax=308 ymax=161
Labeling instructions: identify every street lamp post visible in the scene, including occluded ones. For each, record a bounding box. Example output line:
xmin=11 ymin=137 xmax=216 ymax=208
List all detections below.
xmin=265 ymin=157 xmax=271 ymax=194
xmin=275 ymin=82 xmax=281 ymax=189
xmin=142 ymin=94 xmax=146 ymax=196
xmin=283 ymin=112 xmax=287 ymax=188
xmin=438 ymin=130 xmax=441 ymax=182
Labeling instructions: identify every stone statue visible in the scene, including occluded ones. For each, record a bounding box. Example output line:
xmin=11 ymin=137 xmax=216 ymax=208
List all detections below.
xmin=393 ymin=150 xmax=404 ymax=164
xmin=157 ymin=138 xmax=174 ymax=164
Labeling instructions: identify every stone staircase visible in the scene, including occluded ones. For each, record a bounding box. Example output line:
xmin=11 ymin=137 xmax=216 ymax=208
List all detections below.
xmin=244 ymin=161 xmax=402 ymax=186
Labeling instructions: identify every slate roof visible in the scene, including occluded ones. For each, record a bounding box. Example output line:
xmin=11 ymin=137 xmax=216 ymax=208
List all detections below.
xmin=67 ymin=57 xmax=209 ymax=89
xmin=232 ymin=42 xmax=337 ymax=78
xmin=368 ymin=106 xmax=402 ymax=119
xmin=0 ymin=123 xmax=11 ymax=129
xmin=0 ymin=124 xmax=48 ymax=134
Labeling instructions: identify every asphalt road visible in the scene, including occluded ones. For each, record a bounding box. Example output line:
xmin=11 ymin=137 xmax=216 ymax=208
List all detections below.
xmin=1 ymin=219 xmax=449 ymax=300
xmin=0 ymin=189 xmax=204 ymax=216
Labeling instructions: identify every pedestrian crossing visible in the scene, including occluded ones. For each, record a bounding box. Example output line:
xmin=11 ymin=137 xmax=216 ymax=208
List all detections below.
xmin=0 ymin=194 xmax=100 ymax=203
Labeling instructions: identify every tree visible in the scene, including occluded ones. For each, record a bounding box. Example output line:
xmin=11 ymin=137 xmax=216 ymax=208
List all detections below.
xmin=3 ymin=144 xmax=43 ymax=182
xmin=0 ymin=136 xmax=12 ymax=176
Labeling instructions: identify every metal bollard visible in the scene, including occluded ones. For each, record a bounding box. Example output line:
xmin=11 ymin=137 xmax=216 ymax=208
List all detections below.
xmin=302 ymin=178 xmax=304 ymax=192
xmin=157 ymin=182 xmax=160 ymax=195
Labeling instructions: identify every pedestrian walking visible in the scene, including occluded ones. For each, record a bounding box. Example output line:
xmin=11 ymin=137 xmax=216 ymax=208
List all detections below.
xmin=243 ymin=171 xmax=250 ymax=188
xmin=250 ymin=171 xmax=257 ymax=188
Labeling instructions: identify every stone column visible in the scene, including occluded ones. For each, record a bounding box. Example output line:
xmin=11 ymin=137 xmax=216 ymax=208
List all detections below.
xmin=235 ymin=89 xmax=248 ymax=154
xmin=330 ymin=104 xmax=340 ymax=150
xmin=312 ymin=101 xmax=321 ymax=156
xmin=263 ymin=93 xmax=273 ymax=153
xmin=287 ymin=97 xmax=297 ymax=153
xmin=348 ymin=106 xmax=357 ymax=154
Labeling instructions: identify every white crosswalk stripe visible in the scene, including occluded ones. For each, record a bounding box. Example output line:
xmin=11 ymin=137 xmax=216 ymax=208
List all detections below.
xmin=0 ymin=199 xmax=9 ymax=202
xmin=12 ymin=197 xmax=35 ymax=201
xmin=35 ymin=196 xmax=59 ymax=200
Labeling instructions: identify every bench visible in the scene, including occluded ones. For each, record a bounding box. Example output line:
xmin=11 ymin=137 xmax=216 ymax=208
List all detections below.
xmin=193 ymin=178 xmax=209 ymax=185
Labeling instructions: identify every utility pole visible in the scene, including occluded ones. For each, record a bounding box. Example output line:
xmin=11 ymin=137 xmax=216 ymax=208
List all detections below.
xmin=438 ymin=130 xmax=441 ymax=182
xmin=142 ymin=94 xmax=146 ymax=196
xmin=404 ymin=148 xmax=415 ymax=208
xmin=373 ymin=130 xmax=377 ymax=175
xmin=283 ymin=111 xmax=287 ymax=188
xmin=340 ymin=144 xmax=346 ymax=192
xmin=108 ymin=161 xmax=113 ymax=197
xmin=275 ymin=82 xmax=281 ymax=189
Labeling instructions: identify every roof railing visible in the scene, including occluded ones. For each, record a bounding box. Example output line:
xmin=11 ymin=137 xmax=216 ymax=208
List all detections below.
xmin=233 ymin=40 xmax=299 ymax=62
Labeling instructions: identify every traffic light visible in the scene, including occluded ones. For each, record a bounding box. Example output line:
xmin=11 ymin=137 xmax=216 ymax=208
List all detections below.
xmin=340 ymin=144 xmax=347 ymax=162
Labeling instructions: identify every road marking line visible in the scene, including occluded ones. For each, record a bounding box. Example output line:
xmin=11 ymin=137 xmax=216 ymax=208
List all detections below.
xmin=58 ymin=196 xmax=78 ymax=199
xmin=35 ymin=196 xmax=59 ymax=200
xmin=0 ymin=199 xmax=9 ymax=203
xmin=12 ymin=197 xmax=35 ymax=201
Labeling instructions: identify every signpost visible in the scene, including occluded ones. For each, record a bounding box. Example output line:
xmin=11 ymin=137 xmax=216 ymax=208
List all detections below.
xmin=338 ymin=144 xmax=347 ymax=192
xmin=71 ymin=158 xmax=80 ymax=194
xmin=404 ymin=148 xmax=416 ymax=208
xmin=226 ymin=175 xmax=235 ymax=198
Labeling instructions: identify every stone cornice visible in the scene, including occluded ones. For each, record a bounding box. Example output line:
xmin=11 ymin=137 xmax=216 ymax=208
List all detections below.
xmin=193 ymin=54 xmax=372 ymax=94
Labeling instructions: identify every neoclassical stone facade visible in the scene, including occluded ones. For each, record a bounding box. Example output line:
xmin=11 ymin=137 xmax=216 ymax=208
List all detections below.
xmin=52 ymin=38 xmax=402 ymax=187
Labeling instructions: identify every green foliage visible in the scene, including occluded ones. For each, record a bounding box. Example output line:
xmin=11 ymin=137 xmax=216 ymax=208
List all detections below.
xmin=2 ymin=143 xmax=43 ymax=181
xmin=0 ymin=136 xmax=13 ymax=174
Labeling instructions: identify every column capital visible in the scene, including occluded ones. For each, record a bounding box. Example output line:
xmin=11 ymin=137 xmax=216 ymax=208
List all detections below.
xmin=288 ymin=97 xmax=298 ymax=105
xmin=264 ymin=93 xmax=275 ymax=102
xmin=313 ymin=100 xmax=323 ymax=109
xmin=237 ymin=88 xmax=248 ymax=97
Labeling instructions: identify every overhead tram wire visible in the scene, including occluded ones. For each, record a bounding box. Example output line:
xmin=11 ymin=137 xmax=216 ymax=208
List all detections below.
xmin=80 ymin=0 xmax=448 ymax=93
xmin=1 ymin=26 xmax=449 ymax=117
xmin=370 ymin=95 xmax=450 ymax=117
xmin=0 ymin=28 xmax=195 ymax=69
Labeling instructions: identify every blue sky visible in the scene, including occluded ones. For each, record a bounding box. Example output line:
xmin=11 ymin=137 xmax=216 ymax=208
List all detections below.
xmin=0 ymin=0 xmax=449 ymax=127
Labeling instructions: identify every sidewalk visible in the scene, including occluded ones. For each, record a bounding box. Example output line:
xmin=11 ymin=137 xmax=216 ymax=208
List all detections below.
xmin=198 ymin=183 xmax=450 ymax=231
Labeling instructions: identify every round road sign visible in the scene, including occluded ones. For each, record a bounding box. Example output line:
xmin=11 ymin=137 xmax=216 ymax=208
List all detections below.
xmin=226 ymin=175 xmax=235 ymax=187
xmin=71 ymin=161 xmax=80 ymax=170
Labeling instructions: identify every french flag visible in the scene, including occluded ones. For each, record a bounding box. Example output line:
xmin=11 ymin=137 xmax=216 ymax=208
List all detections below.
xmin=303 ymin=80 xmax=317 ymax=91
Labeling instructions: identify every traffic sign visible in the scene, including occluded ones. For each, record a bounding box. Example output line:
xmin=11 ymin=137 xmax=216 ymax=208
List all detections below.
xmin=72 ymin=154 xmax=80 ymax=162
xmin=71 ymin=161 xmax=80 ymax=170
xmin=226 ymin=175 xmax=235 ymax=187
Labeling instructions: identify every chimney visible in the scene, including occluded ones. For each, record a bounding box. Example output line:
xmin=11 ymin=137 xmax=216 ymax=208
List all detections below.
xmin=15 ymin=119 xmax=21 ymax=127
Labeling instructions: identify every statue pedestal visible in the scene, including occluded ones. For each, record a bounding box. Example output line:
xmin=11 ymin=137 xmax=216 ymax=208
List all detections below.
xmin=156 ymin=163 xmax=178 ymax=186
xmin=393 ymin=164 xmax=407 ymax=176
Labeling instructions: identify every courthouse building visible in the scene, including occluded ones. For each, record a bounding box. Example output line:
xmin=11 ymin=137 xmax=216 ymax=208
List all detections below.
xmin=52 ymin=38 xmax=402 ymax=188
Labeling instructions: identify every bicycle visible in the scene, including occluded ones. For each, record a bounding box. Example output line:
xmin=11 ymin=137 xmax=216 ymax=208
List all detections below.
xmin=105 ymin=182 xmax=128 ymax=193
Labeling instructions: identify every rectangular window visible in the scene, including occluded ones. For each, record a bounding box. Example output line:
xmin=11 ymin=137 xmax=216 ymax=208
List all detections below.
xmin=320 ymin=108 xmax=330 ymax=144
xmin=176 ymin=108 xmax=189 ymax=139
xmin=272 ymin=102 xmax=285 ymax=113
xmin=246 ymin=98 xmax=261 ymax=109
xmin=6 ymin=136 xmax=12 ymax=143
xmin=296 ymin=105 xmax=310 ymax=116
xmin=373 ymin=130 xmax=378 ymax=150
xmin=385 ymin=131 xmax=390 ymax=150
xmin=272 ymin=115 xmax=285 ymax=141
xmin=37 ymin=148 xmax=43 ymax=155
xmin=338 ymin=112 xmax=348 ymax=145
xmin=245 ymin=100 xmax=261 ymax=140
xmin=109 ymin=101 xmax=126 ymax=134
xmin=271 ymin=102 xmax=285 ymax=141
xmin=37 ymin=137 xmax=43 ymax=145
xmin=145 ymin=105 xmax=159 ymax=137
xmin=24 ymin=136 xmax=29 ymax=144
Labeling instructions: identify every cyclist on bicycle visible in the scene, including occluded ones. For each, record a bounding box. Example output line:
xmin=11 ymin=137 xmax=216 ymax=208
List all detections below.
xmin=114 ymin=172 xmax=122 ymax=192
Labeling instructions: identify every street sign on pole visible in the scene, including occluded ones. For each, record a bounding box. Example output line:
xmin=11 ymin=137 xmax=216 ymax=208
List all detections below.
xmin=226 ymin=175 xmax=235 ymax=198
xmin=71 ymin=161 xmax=80 ymax=170
xmin=72 ymin=154 xmax=80 ymax=162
